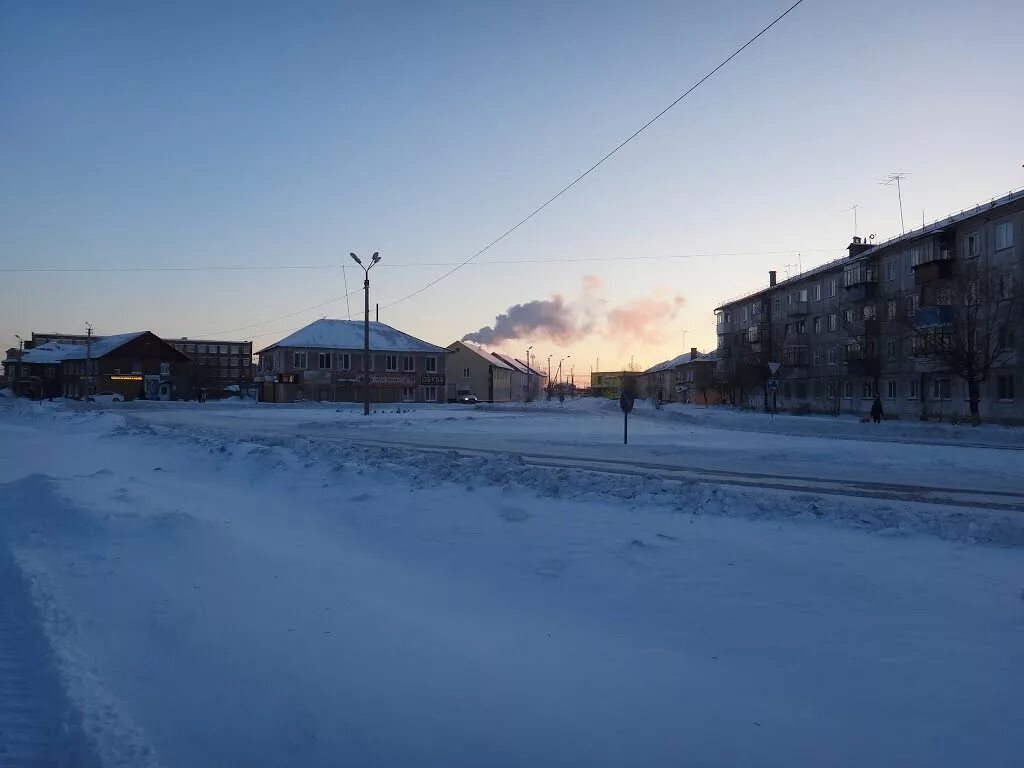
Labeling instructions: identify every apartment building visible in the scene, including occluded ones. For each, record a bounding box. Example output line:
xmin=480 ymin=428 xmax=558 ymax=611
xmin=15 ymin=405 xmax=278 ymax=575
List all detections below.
xmin=164 ymin=338 xmax=253 ymax=391
xmin=256 ymin=319 xmax=447 ymax=403
xmin=714 ymin=189 xmax=1023 ymax=423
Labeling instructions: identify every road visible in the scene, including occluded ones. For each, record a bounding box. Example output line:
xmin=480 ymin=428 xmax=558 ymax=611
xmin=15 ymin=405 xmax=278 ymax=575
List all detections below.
xmin=125 ymin=401 xmax=1024 ymax=512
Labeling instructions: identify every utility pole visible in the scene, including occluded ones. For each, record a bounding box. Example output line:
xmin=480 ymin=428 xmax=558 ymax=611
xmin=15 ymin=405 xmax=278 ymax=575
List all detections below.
xmin=85 ymin=323 xmax=93 ymax=397
xmin=547 ymin=355 xmax=552 ymax=400
xmin=881 ymin=173 xmax=910 ymax=235
xmin=526 ymin=345 xmax=533 ymax=402
xmin=350 ymin=252 xmax=381 ymax=415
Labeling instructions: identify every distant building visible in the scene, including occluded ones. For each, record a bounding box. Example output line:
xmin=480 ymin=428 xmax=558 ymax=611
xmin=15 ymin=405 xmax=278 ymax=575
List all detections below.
xmin=2 ymin=331 xmax=193 ymax=400
xmin=590 ymin=371 xmax=629 ymax=399
xmin=164 ymin=338 xmax=253 ymax=392
xmin=256 ymin=319 xmax=447 ymax=403
xmin=490 ymin=353 xmax=547 ymax=402
xmin=637 ymin=348 xmax=721 ymax=405
xmin=446 ymin=341 xmax=513 ymax=403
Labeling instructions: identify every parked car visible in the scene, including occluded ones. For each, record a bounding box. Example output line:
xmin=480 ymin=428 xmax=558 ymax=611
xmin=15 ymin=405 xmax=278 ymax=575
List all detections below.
xmin=453 ymin=387 xmax=479 ymax=404
xmin=87 ymin=392 xmax=122 ymax=404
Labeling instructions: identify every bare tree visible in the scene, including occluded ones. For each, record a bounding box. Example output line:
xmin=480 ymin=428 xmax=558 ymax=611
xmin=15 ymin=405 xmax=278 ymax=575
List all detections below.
xmin=910 ymin=263 xmax=1019 ymax=424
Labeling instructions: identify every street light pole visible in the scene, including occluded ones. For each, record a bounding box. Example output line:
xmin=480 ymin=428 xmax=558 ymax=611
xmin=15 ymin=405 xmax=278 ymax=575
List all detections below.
xmin=526 ymin=345 xmax=533 ymax=402
xmin=350 ymin=251 xmax=381 ymax=416
xmin=547 ymin=355 xmax=552 ymax=400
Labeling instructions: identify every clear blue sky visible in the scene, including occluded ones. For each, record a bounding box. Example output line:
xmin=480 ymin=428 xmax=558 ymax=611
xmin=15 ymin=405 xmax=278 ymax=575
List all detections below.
xmin=2 ymin=0 xmax=1022 ymax=371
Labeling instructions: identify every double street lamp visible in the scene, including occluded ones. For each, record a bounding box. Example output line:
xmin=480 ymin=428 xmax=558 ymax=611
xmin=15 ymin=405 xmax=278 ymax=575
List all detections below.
xmin=349 ymin=251 xmax=381 ymax=416
xmin=525 ymin=345 xmax=533 ymax=402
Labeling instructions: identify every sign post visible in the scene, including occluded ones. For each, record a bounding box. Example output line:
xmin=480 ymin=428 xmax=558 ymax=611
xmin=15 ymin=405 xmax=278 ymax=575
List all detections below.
xmin=619 ymin=391 xmax=635 ymax=444
xmin=767 ymin=362 xmax=781 ymax=421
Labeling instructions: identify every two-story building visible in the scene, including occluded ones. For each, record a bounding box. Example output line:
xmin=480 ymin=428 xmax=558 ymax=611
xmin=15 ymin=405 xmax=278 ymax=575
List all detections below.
xmin=445 ymin=341 xmax=513 ymax=403
xmin=2 ymin=331 xmax=193 ymax=400
xmin=713 ymin=188 xmax=1023 ymax=422
xmin=638 ymin=348 xmax=720 ymax=405
xmin=256 ymin=319 xmax=447 ymax=404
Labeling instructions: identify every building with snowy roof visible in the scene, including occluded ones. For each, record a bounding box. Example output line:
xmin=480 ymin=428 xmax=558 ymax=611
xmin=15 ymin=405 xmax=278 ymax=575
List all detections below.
xmin=637 ymin=348 xmax=720 ymax=405
xmin=2 ymin=331 xmax=193 ymax=400
xmin=255 ymin=319 xmax=448 ymax=403
xmin=444 ymin=341 xmax=514 ymax=403
xmin=490 ymin=352 xmax=547 ymax=402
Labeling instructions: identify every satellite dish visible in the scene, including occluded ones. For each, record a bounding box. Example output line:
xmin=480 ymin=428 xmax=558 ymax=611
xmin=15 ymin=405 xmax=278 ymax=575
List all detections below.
xmin=869 ymin=233 xmax=876 ymax=240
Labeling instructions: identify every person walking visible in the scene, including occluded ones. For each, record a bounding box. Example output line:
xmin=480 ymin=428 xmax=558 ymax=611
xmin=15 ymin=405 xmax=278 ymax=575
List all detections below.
xmin=870 ymin=396 xmax=884 ymax=424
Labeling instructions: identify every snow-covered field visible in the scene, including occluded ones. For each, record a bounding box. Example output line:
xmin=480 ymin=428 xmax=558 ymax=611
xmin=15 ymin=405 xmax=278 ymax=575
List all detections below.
xmin=1 ymin=398 xmax=1023 ymax=767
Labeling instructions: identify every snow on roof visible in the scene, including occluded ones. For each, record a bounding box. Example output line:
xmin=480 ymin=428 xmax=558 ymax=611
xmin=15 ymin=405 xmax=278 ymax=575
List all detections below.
xmin=490 ymin=353 xmax=532 ymax=374
xmin=259 ymin=320 xmax=446 ymax=355
xmin=20 ymin=332 xmax=149 ymax=364
xmin=638 ymin=352 xmax=712 ymax=376
xmin=450 ymin=341 xmax=512 ymax=369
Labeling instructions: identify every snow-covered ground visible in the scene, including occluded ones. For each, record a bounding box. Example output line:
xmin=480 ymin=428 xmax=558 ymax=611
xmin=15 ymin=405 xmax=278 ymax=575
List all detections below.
xmin=1 ymin=398 xmax=1023 ymax=767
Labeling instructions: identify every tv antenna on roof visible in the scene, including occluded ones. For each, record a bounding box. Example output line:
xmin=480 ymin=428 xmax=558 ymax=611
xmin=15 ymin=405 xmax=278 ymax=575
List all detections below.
xmin=845 ymin=204 xmax=861 ymax=237
xmin=880 ymin=173 xmax=911 ymax=235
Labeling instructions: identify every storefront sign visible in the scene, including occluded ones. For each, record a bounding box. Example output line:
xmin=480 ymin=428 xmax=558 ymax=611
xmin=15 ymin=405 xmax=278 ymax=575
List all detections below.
xmin=369 ymin=373 xmax=416 ymax=387
xmin=110 ymin=375 xmax=143 ymax=381
xmin=419 ymin=374 xmax=446 ymax=386
xmin=278 ymin=374 xmax=296 ymax=384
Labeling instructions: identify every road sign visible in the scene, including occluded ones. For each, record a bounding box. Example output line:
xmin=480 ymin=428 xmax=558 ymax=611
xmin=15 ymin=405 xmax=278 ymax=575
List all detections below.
xmin=768 ymin=361 xmax=782 ymax=375
xmin=619 ymin=392 xmax=635 ymax=413
xmin=767 ymin=378 xmax=779 ymax=392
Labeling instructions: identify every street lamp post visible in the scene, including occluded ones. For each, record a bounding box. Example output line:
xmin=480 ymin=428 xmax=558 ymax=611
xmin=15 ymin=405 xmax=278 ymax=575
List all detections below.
xmin=349 ymin=251 xmax=381 ymax=416
xmin=547 ymin=355 xmax=553 ymax=400
xmin=526 ymin=345 xmax=533 ymax=402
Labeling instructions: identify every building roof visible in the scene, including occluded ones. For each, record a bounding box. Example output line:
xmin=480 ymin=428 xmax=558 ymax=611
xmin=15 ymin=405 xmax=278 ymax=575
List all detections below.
xmin=449 ymin=341 xmax=512 ymax=369
xmin=512 ymin=358 xmax=546 ymax=377
xmin=490 ymin=352 xmax=545 ymax=375
xmin=258 ymin=320 xmax=446 ymax=355
xmin=642 ymin=350 xmax=715 ymax=374
xmin=714 ymin=186 xmax=1024 ymax=312
xmin=18 ymin=332 xmax=150 ymax=364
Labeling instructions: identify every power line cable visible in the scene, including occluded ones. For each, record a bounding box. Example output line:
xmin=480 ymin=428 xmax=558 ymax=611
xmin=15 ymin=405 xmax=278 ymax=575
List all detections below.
xmin=380 ymin=0 xmax=808 ymax=311
xmin=202 ymin=289 xmax=362 ymax=337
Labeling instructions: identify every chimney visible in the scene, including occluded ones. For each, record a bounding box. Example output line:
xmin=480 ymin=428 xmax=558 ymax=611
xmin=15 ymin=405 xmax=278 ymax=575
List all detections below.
xmin=848 ymin=236 xmax=872 ymax=259
xmin=690 ymin=346 xmax=698 ymax=361
xmin=769 ymin=270 xmax=777 ymax=287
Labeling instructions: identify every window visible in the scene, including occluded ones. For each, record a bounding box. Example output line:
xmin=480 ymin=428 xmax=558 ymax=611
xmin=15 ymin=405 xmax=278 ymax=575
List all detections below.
xmin=909 ymin=245 xmax=924 ymax=268
xmin=813 ymin=350 xmax=822 ymax=366
xmin=318 ymin=353 xmax=331 ymax=369
xmin=221 ymin=368 xmax=230 ymax=378
xmin=812 ymin=283 xmax=821 ymax=301
xmin=843 ymin=381 xmax=853 ymax=399
xmin=826 ymin=381 xmax=836 ymax=398
xmin=230 ymin=345 xmax=240 ymax=355
xmin=994 ymin=221 xmax=1013 ymax=250
xmin=230 ymin=358 xmax=239 ymax=368
xmin=906 ymin=293 xmax=920 ymax=317
xmin=886 ymin=338 xmax=897 ymax=361
xmin=798 ymin=289 xmax=808 ymax=303
xmin=828 ymin=313 xmax=838 ymax=332
xmin=219 ymin=356 xmax=228 ymax=366
xmin=783 ymin=323 xmax=791 ymax=338
xmin=965 ymin=232 xmax=981 ymax=258
xmin=740 ymin=306 xmax=747 ymax=322
xmin=424 ymin=385 xmax=437 ymax=401
xmin=386 ymin=355 xmax=398 ymax=371
xmin=197 ymin=344 xmax=207 ymax=354
xmin=293 ymin=352 xmax=307 ymax=369
xmin=997 ymin=375 xmax=1015 ymax=401
xmin=863 ymin=303 xmax=877 ymax=320
xmin=425 ymin=356 xmax=437 ymax=373
xmin=813 ymin=317 xmax=822 ymax=334
xmin=160 ymin=362 xmax=170 ymax=375
xmin=828 ymin=279 xmax=836 ymax=298
xmin=463 ymin=367 xmax=470 ymax=378
xmin=932 ymin=378 xmax=951 ymax=400
xmin=885 ymin=259 xmax=896 ymax=281
xmin=863 ymin=380 xmax=874 ymax=399
xmin=886 ymin=380 xmax=897 ymax=399
xmin=773 ymin=297 xmax=782 ymax=314
xmin=331 ymin=353 xmax=347 ymax=370
xmin=402 ymin=387 xmax=415 ymax=402
xmin=844 ymin=308 xmax=855 ymax=325
xmin=908 ymin=379 xmax=920 ymax=400
xmin=827 ymin=346 xmax=838 ymax=365
xmin=403 ymin=356 xmax=415 ymax=372
xmin=886 ymin=299 xmax=897 ymax=320
xmin=796 ymin=320 xmax=807 ymax=334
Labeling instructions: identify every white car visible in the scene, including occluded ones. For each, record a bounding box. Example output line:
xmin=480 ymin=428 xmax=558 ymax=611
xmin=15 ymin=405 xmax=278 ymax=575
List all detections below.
xmin=87 ymin=392 xmax=122 ymax=404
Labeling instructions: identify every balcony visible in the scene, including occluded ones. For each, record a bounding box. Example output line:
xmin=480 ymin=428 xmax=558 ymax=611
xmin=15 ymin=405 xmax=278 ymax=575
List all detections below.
xmin=845 ymin=282 xmax=878 ymax=303
xmin=848 ymin=318 xmax=880 ymax=337
xmin=915 ymin=306 xmax=955 ymax=329
xmin=913 ymin=258 xmax=954 ymax=285
xmin=786 ymin=301 xmax=809 ymax=317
